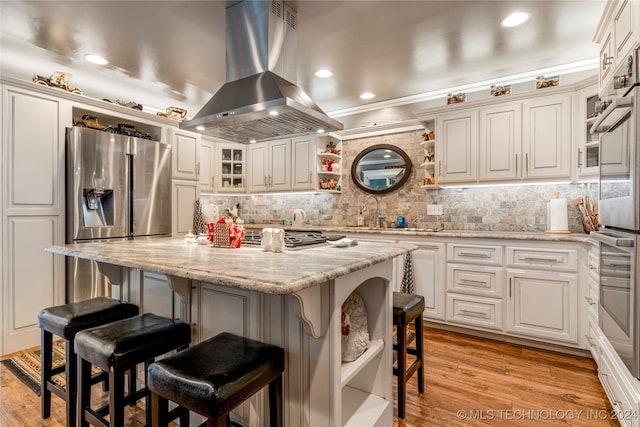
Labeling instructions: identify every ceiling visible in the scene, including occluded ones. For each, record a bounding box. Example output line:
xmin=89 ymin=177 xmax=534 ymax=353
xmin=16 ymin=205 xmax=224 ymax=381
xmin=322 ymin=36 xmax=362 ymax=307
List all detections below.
xmin=0 ymin=1 xmax=605 ymax=130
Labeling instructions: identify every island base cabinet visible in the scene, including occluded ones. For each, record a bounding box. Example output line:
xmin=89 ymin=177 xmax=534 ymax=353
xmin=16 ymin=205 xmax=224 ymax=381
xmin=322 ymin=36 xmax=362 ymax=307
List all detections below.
xmin=307 ymin=260 xmax=394 ymax=427
xmin=506 ymin=270 xmax=578 ymax=345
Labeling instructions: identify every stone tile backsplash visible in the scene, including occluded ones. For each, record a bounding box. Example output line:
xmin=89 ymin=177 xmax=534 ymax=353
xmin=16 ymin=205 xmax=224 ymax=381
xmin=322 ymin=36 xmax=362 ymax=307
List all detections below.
xmin=201 ymin=130 xmax=597 ymax=233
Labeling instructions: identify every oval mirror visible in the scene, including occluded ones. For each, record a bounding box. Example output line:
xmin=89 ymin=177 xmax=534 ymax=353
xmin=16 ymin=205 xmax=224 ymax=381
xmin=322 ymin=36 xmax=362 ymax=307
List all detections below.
xmin=351 ymin=144 xmax=413 ymax=194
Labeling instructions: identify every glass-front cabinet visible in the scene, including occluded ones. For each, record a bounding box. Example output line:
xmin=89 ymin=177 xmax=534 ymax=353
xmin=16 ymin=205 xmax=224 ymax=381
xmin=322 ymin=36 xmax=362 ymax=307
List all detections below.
xmin=218 ymin=143 xmax=245 ymax=192
xmin=576 ymin=83 xmax=600 ymax=180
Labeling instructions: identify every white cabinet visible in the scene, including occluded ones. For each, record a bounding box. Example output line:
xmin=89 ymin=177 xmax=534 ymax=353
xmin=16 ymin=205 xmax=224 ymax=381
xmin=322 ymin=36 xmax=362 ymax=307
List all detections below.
xmin=521 ymin=94 xmax=572 ymax=180
xmin=169 ymin=128 xmax=200 ymax=181
xmin=248 ymin=139 xmax=291 ymax=192
xmin=479 ymin=103 xmax=522 ymax=181
xmin=217 ymin=143 xmax=245 ymax=192
xmin=401 ymin=242 xmax=446 ymax=321
xmin=594 ymin=0 xmax=639 ymax=93
xmin=1 ymin=85 xmax=66 ymax=355
xmin=435 ymin=110 xmax=478 ymax=183
xmin=172 ymin=180 xmax=198 ymax=235
xmin=199 ymin=138 xmax=216 ymax=192
xmin=505 ymin=246 xmax=579 ymax=344
xmin=446 ymin=243 xmax=505 ymax=331
xmin=291 ymin=135 xmax=316 ymax=190
xmin=576 ymin=84 xmax=600 ymax=179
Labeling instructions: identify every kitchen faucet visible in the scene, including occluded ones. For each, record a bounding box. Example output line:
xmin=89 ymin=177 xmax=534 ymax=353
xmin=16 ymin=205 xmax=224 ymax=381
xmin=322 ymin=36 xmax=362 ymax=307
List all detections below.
xmin=362 ymin=195 xmax=385 ymax=228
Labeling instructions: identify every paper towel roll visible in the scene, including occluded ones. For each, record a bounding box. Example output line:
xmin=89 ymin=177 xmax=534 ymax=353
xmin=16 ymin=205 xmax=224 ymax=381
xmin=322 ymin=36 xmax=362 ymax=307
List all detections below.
xmin=548 ymin=198 xmax=568 ymax=231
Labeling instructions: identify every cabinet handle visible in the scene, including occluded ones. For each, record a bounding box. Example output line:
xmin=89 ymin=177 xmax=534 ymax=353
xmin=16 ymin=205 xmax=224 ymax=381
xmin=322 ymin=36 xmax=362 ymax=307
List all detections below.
xmin=577 ymin=148 xmax=583 ymax=168
xmin=584 ymin=334 xmax=594 ymax=347
xmin=459 ymin=252 xmax=490 ymax=258
xmin=515 ymin=153 xmax=518 ymax=175
xmin=460 ymin=279 xmax=488 ymax=286
xmin=509 ymin=278 xmax=512 ymax=298
xmin=196 ymin=162 xmax=200 ymax=176
xmin=309 ymin=171 xmax=312 ymax=183
xmin=525 ymin=153 xmax=529 ymax=175
xmin=602 ymin=53 xmax=613 ymax=70
xmin=460 ymin=309 xmax=488 ymax=318
xmin=598 ymin=373 xmax=621 ymax=407
xmin=438 ymin=161 xmax=442 ymax=177
xmin=521 ymin=256 xmax=560 ymax=263
xmin=264 ymin=175 xmax=267 ymax=186
xmin=584 ymin=296 xmax=596 ymax=306
xmin=211 ymin=177 xmax=214 ymax=188
xmin=269 ymin=175 xmax=272 ymax=186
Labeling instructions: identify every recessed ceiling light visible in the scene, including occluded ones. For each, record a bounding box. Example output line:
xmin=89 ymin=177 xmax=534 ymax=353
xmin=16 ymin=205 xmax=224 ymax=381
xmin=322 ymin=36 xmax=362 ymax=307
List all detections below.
xmin=317 ymin=129 xmax=325 ymax=134
xmin=269 ymin=110 xmax=279 ymax=116
xmin=196 ymin=125 xmax=205 ymax=131
xmin=249 ymin=139 xmax=257 ymax=144
xmin=501 ymin=12 xmax=529 ymax=27
xmin=360 ymin=92 xmax=375 ymax=100
xmin=84 ymin=54 xmax=108 ymax=65
xmin=315 ymin=69 xmax=333 ymax=78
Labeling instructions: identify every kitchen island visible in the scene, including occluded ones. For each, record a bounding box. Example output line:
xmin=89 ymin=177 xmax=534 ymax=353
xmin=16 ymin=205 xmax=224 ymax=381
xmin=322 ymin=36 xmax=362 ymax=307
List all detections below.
xmin=46 ymin=237 xmax=416 ymax=427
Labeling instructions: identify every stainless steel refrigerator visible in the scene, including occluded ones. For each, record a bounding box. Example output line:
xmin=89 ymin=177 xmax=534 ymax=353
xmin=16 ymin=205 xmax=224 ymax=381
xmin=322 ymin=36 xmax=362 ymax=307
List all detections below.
xmin=65 ymin=126 xmax=172 ymax=302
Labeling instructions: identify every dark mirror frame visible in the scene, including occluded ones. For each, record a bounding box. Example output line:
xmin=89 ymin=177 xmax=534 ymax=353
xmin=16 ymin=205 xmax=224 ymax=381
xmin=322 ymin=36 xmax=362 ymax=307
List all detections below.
xmin=350 ymin=144 xmax=413 ymax=194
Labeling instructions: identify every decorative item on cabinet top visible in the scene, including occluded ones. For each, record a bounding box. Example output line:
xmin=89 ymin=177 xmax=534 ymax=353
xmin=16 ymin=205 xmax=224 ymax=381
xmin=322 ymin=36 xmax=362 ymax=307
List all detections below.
xmin=447 ymin=92 xmax=466 ymax=104
xmin=32 ymin=71 xmax=82 ymax=95
xmin=536 ymin=75 xmax=559 ymax=89
xmin=490 ymin=84 xmax=512 ymax=97
xmin=157 ymin=107 xmax=188 ymax=122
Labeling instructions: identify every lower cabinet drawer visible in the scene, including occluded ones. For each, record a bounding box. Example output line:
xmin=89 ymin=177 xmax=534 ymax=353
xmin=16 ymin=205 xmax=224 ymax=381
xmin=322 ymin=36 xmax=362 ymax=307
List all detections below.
xmin=598 ymin=352 xmax=636 ymax=427
xmin=446 ymin=293 xmax=503 ymax=331
xmin=447 ymin=264 xmax=504 ymax=298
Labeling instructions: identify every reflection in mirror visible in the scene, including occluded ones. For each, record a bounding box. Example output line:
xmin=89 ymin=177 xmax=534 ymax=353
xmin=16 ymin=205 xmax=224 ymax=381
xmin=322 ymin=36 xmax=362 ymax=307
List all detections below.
xmin=351 ymin=144 xmax=412 ymax=194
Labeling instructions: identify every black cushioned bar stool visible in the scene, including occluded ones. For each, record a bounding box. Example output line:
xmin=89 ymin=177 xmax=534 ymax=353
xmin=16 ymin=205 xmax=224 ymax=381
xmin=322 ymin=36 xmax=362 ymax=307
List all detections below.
xmin=392 ymin=292 xmax=425 ymax=419
xmin=37 ymin=297 xmax=139 ymax=427
xmin=75 ymin=313 xmax=191 ymax=427
xmin=148 ymin=332 xmax=285 ymax=427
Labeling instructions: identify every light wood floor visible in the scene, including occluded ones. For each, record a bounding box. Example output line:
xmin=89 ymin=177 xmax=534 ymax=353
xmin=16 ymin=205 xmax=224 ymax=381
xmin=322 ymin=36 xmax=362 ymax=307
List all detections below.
xmin=0 ymin=327 xmax=617 ymax=426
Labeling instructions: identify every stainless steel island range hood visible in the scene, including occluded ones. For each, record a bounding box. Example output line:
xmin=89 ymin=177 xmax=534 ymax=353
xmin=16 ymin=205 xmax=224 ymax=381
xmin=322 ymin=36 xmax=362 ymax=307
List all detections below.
xmin=180 ymin=0 xmax=343 ymax=143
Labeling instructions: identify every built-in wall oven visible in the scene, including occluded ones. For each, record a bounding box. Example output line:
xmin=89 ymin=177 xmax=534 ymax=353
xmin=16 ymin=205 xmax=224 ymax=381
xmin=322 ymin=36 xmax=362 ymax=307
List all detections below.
xmin=590 ymin=47 xmax=640 ymax=378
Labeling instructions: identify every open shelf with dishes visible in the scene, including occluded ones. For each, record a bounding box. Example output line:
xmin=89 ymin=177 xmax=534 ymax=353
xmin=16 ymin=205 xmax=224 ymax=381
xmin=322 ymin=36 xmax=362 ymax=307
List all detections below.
xmin=317 ymin=138 xmax=342 ymax=192
xmin=419 ymin=124 xmax=439 ymax=190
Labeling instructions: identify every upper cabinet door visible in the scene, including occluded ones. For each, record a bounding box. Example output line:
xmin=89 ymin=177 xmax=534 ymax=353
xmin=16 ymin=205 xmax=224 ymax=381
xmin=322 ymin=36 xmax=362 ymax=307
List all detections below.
xmin=269 ymin=139 xmax=291 ymax=191
xmin=479 ymin=103 xmax=522 ymax=181
xmin=199 ymin=138 xmax=215 ymax=192
xmin=436 ymin=110 xmax=478 ymax=184
xmin=291 ymin=136 xmax=316 ymax=191
xmin=248 ymin=144 xmax=269 ymax=192
xmin=169 ymin=128 xmax=200 ymax=181
xmin=614 ymin=0 xmax=636 ymax=62
xmin=521 ymin=95 xmax=572 ymax=180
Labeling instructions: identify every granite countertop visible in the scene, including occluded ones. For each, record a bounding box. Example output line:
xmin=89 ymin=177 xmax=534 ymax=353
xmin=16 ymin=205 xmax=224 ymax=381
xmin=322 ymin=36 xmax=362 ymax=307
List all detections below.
xmin=244 ymin=224 xmax=595 ymax=243
xmin=46 ymin=238 xmax=415 ymax=295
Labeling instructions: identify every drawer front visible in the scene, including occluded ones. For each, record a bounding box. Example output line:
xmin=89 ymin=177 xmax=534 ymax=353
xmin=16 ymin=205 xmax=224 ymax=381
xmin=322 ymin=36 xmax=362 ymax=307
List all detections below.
xmin=506 ymin=247 xmax=577 ymax=271
xmin=447 ymin=243 xmax=503 ymax=266
xmin=598 ymin=352 xmax=636 ymax=427
xmin=586 ymin=318 xmax=600 ymax=365
xmin=447 ymin=264 xmax=504 ymax=298
xmin=584 ymin=278 xmax=600 ymax=323
xmin=446 ymin=294 xmax=503 ymax=330
xmin=588 ymin=250 xmax=600 ymax=281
